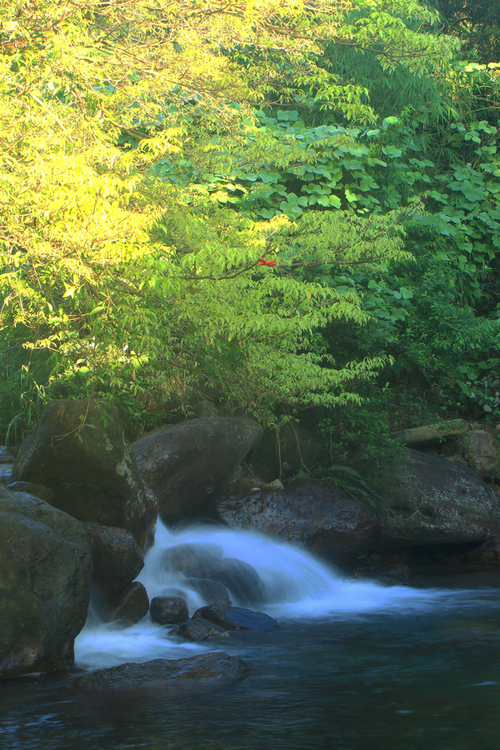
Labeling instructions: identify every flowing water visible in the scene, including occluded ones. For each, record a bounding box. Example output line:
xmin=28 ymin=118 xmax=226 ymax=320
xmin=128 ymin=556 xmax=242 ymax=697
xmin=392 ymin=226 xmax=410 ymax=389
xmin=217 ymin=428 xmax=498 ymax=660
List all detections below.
xmin=2 ymin=522 xmax=500 ymax=750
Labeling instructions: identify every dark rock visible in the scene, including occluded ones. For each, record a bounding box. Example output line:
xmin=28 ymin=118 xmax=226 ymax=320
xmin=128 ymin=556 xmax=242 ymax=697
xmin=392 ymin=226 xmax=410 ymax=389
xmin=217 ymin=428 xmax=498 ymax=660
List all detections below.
xmin=162 ymin=543 xmax=223 ymax=572
xmin=354 ymin=553 xmax=414 ymax=584
xmin=106 ymin=582 xmax=149 ymax=625
xmin=168 ymin=618 xmax=229 ymax=641
xmin=183 ymin=558 xmax=262 ymax=605
xmin=0 ymin=486 xmax=91 ymax=678
xmin=83 ymin=523 xmax=144 ymax=599
xmin=0 ymin=447 xmax=14 ymax=465
xmin=150 ymin=596 xmax=189 ymax=625
xmin=0 ymin=464 xmax=13 ymax=485
xmin=74 ymin=652 xmax=250 ymax=688
xmin=11 ymin=399 xmax=158 ymax=549
xmin=217 ymin=478 xmax=380 ymax=568
xmin=193 ymin=603 xmax=279 ymax=632
xmin=7 ymin=481 xmax=55 ymax=504
xmin=183 ymin=578 xmax=231 ymax=606
xmin=131 ymin=417 xmax=263 ymax=523
xmin=251 ymin=423 xmax=324 ymax=482
xmin=355 ymin=449 xmax=500 ymax=548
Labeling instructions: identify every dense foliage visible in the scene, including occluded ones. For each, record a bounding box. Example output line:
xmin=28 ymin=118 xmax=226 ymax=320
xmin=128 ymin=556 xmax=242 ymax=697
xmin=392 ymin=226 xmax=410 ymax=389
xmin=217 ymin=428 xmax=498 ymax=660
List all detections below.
xmin=1 ymin=0 xmax=499 ymax=469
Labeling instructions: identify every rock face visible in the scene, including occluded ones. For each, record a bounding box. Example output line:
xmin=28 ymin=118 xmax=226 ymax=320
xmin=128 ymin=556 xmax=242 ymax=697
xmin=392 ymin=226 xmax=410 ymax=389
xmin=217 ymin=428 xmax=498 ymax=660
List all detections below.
xmin=460 ymin=430 xmax=500 ymax=481
xmin=0 ymin=487 xmax=92 ymax=679
xmin=193 ymin=604 xmax=279 ymax=632
xmin=74 ymin=653 xmax=250 ymax=688
xmin=131 ymin=417 xmax=263 ymax=523
xmin=11 ymin=399 xmax=158 ymax=549
xmin=217 ymin=478 xmax=380 ymax=568
xmin=251 ymin=423 xmax=324 ymax=482
xmin=357 ymin=449 xmax=500 ymax=548
xmin=83 ymin=523 xmax=144 ymax=599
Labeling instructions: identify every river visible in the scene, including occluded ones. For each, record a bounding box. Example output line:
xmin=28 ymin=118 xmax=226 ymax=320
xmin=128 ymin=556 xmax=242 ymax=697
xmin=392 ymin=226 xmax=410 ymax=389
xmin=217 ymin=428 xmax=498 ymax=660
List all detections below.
xmin=1 ymin=522 xmax=500 ymax=750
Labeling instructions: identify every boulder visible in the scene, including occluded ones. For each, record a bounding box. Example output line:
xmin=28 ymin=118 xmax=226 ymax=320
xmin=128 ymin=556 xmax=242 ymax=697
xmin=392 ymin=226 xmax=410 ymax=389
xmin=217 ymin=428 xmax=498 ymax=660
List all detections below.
xmin=131 ymin=417 xmax=263 ymax=523
xmin=183 ymin=578 xmax=231 ymax=606
xmin=0 ymin=487 xmax=92 ymax=678
xmin=356 ymin=449 xmax=500 ymax=548
xmin=7 ymin=481 xmax=55 ymax=504
xmin=0 ymin=446 xmax=14 ymax=464
xmin=161 ymin=543 xmax=223 ymax=572
xmin=83 ymin=523 xmax=144 ymax=599
xmin=150 ymin=596 xmax=189 ymax=625
xmin=182 ymin=558 xmax=262 ymax=606
xmin=74 ymin=653 xmax=250 ymax=688
xmin=193 ymin=603 xmax=279 ymax=632
xmin=11 ymin=399 xmax=158 ymax=549
xmin=106 ymin=582 xmax=149 ymax=625
xmin=460 ymin=430 xmax=500 ymax=480
xmin=216 ymin=478 xmax=380 ymax=568
xmin=168 ymin=618 xmax=229 ymax=641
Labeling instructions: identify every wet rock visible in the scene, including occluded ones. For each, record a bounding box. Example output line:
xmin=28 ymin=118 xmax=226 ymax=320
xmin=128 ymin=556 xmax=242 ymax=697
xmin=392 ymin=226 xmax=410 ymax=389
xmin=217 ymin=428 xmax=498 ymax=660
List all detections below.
xmin=168 ymin=618 xmax=229 ymax=641
xmin=193 ymin=603 xmax=279 ymax=632
xmin=7 ymin=481 xmax=55 ymax=503
xmin=183 ymin=578 xmax=231 ymax=606
xmin=354 ymin=554 xmax=414 ymax=584
xmin=217 ymin=478 xmax=380 ymax=568
xmin=162 ymin=543 xmax=223 ymax=572
xmin=460 ymin=430 xmax=500 ymax=480
xmin=74 ymin=652 xmax=250 ymax=688
xmin=183 ymin=558 xmax=262 ymax=605
xmin=106 ymin=582 xmax=149 ymax=625
xmin=0 ymin=486 xmax=91 ymax=678
xmin=83 ymin=523 xmax=144 ymax=599
xmin=150 ymin=596 xmax=189 ymax=625
xmin=0 ymin=447 xmax=14 ymax=464
xmin=11 ymin=399 xmax=158 ymax=549
xmin=131 ymin=417 xmax=263 ymax=524
xmin=356 ymin=449 xmax=500 ymax=548
xmin=0 ymin=464 xmax=13 ymax=485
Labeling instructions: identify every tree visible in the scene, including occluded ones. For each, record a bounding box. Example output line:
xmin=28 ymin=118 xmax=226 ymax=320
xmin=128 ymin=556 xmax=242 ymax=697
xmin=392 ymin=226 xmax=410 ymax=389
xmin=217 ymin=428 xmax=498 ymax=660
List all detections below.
xmin=0 ymin=0 xmax=456 ymax=438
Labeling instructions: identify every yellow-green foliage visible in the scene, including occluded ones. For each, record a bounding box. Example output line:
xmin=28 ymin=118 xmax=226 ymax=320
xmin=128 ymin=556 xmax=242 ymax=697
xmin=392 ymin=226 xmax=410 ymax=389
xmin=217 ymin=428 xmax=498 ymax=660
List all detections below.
xmin=0 ymin=1 xmax=456 ymax=431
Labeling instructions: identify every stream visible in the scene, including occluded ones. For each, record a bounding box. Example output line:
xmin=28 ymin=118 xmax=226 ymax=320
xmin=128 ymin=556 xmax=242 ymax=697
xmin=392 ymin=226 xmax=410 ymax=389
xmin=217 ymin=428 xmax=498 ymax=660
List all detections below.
xmin=1 ymin=522 xmax=500 ymax=750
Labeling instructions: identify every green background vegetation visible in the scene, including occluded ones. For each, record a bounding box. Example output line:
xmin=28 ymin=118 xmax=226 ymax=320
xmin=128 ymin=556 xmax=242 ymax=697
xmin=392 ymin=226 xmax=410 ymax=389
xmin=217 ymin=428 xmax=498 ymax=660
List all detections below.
xmin=1 ymin=0 xmax=499 ymax=472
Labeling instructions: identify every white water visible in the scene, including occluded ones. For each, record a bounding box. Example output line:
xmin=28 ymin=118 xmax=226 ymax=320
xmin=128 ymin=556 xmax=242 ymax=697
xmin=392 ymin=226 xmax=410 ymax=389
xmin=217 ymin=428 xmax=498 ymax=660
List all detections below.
xmin=74 ymin=520 xmax=457 ymax=671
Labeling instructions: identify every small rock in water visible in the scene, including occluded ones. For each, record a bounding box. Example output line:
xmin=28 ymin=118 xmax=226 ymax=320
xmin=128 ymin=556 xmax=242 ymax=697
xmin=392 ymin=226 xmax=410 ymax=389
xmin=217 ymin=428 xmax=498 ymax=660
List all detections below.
xmin=150 ymin=596 xmax=189 ymax=625
xmin=0 ymin=447 xmax=14 ymax=465
xmin=168 ymin=618 xmax=229 ymax=641
xmin=162 ymin=543 xmax=223 ymax=572
xmin=107 ymin=582 xmax=149 ymax=625
xmin=193 ymin=603 xmax=279 ymax=632
xmin=74 ymin=653 xmax=250 ymax=688
xmin=183 ymin=577 xmax=231 ymax=606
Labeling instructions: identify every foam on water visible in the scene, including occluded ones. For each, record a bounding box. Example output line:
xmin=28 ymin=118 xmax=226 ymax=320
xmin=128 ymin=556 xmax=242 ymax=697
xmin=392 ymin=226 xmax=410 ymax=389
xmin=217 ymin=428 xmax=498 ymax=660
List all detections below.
xmin=74 ymin=520 xmax=462 ymax=671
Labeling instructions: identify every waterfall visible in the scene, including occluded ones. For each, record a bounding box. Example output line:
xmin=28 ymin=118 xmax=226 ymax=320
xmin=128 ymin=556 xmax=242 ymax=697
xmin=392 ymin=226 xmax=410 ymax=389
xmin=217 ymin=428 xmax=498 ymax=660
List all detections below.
xmin=74 ymin=520 xmax=447 ymax=671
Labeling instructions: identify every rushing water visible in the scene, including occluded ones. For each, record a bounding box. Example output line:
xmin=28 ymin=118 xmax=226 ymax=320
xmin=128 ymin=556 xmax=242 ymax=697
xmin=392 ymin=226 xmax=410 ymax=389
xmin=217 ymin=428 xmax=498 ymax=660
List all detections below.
xmin=2 ymin=522 xmax=500 ymax=749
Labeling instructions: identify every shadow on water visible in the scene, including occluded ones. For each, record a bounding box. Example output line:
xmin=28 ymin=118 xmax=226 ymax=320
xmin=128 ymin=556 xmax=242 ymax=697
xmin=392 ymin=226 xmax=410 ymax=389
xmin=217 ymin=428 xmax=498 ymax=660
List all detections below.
xmin=2 ymin=522 xmax=500 ymax=750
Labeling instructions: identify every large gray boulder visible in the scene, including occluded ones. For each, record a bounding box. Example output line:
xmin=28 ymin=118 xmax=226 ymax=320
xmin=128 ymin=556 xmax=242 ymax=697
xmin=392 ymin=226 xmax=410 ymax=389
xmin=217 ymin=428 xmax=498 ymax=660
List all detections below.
xmin=0 ymin=487 xmax=92 ymax=679
xmin=131 ymin=417 xmax=263 ymax=524
xmin=216 ymin=478 xmax=380 ymax=568
xmin=356 ymin=449 xmax=500 ymax=548
xmin=11 ymin=399 xmax=158 ymax=550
